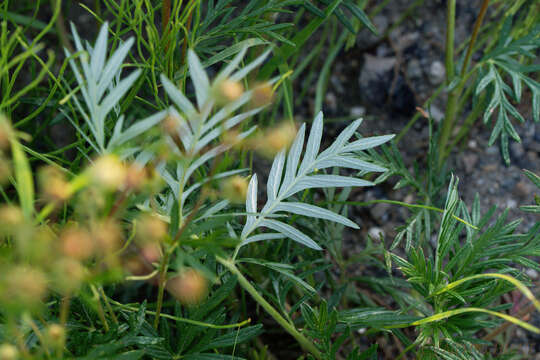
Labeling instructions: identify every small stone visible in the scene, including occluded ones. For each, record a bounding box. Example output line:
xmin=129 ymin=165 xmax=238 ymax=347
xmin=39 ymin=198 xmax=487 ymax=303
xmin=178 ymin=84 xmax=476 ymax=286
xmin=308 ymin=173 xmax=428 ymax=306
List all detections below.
xmin=368 ymin=227 xmax=384 ymax=240
xmin=485 ymin=146 xmax=499 ymax=155
xmin=371 ymin=202 xmax=391 ymax=221
xmin=325 ymin=92 xmax=337 ymax=110
xmin=510 ymin=142 xmax=525 ymax=158
xmin=526 ymin=269 xmax=539 ymax=280
xmin=506 ymin=199 xmax=517 ymax=209
xmin=404 ymin=194 xmax=415 ymax=204
xmin=350 ymin=106 xmax=366 ymax=117
xmin=462 ymin=154 xmax=478 ymax=173
xmin=428 ymin=61 xmax=445 ymax=85
xmin=427 ymin=105 xmax=444 ymax=123
xmin=514 ymin=180 xmax=532 ymax=199
xmin=407 ymin=59 xmax=422 ymax=79
xmin=468 ymin=140 xmax=478 ymax=149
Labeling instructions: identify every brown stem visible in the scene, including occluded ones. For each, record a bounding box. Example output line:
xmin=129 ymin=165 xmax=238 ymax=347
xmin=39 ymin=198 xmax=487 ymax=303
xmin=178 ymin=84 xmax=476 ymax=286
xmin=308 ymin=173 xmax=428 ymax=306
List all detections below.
xmin=483 ymin=302 xmax=537 ymax=341
xmin=50 ymin=0 xmax=73 ymax=53
xmin=181 ymin=5 xmax=194 ymax=67
xmin=461 ymin=0 xmax=490 ymax=78
xmin=153 ymin=250 xmax=170 ymax=329
xmin=162 ymin=0 xmax=171 ymax=34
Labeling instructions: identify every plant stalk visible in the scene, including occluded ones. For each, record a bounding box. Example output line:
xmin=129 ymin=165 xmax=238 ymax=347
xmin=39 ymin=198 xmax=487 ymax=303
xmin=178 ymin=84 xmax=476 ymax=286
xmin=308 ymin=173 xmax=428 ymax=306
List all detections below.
xmin=217 ymin=257 xmax=322 ymax=359
xmin=153 ymin=251 xmax=170 ymax=329
xmin=437 ymin=0 xmax=456 ymax=167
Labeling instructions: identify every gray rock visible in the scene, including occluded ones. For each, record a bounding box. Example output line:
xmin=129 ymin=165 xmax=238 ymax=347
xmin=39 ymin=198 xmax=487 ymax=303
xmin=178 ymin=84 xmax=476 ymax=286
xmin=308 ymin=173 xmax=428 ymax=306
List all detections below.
xmin=407 ymin=59 xmax=422 ymax=79
xmin=371 ymin=202 xmax=391 ymax=221
xmin=350 ymin=106 xmax=366 ymax=117
xmin=427 ymin=105 xmax=445 ymax=123
xmin=462 ymin=153 xmax=478 ymax=173
xmin=368 ymin=227 xmax=385 ymax=240
xmin=428 ymin=61 xmax=445 ymax=85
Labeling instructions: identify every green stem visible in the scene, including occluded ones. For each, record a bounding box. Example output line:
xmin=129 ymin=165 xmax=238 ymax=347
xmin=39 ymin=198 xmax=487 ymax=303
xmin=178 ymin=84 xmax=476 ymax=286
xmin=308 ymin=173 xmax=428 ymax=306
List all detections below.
xmin=217 ymin=257 xmax=322 ymax=359
xmin=437 ymin=0 xmax=456 ymax=167
xmin=153 ymin=250 xmax=170 ymax=329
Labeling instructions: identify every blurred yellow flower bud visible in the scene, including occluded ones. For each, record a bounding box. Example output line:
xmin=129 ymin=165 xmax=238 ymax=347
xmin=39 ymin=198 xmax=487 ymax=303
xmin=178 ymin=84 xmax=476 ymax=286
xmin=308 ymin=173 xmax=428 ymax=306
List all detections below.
xmin=213 ymin=79 xmax=244 ymax=104
xmin=93 ymin=220 xmax=122 ymax=254
xmin=255 ymin=121 xmax=297 ymax=158
xmin=60 ymin=227 xmax=95 ymax=261
xmin=38 ymin=166 xmax=71 ymax=202
xmin=136 ymin=214 xmax=167 ymax=244
xmin=45 ymin=323 xmax=65 ymax=347
xmin=166 ymin=268 xmax=208 ymax=306
xmin=251 ymin=82 xmax=274 ymax=107
xmin=1 ymin=266 xmax=47 ymax=309
xmin=0 ymin=343 xmax=18 ymax=360
xmin=52 ymin=258 xmax=86 ymax=293
xmin=0 ymin=205 xmax=24 ymax=235
xmin=220 ymin=175 xmax=249 ymax=204
xmin=89 ymin=155 xmax=126 ymax=190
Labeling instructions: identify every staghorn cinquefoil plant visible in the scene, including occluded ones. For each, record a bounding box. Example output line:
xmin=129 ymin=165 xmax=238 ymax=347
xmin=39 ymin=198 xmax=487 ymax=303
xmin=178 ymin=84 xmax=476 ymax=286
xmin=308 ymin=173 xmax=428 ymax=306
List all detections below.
xmin=65 ymin=22 xmax=166 ymax=156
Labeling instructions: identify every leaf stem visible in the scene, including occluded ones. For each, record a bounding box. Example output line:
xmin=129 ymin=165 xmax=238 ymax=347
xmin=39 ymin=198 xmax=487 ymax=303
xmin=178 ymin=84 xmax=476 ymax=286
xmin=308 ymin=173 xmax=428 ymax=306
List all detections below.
xmin=217 ymin=256 xmax=322 ymax=359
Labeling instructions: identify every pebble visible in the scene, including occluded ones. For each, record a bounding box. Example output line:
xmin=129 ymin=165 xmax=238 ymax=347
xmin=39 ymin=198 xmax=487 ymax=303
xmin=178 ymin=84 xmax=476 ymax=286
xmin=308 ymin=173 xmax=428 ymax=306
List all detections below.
xmin=428 ymin=61 xmax=445 ymax=85
xmin=506 ymin=198 xmax=517 ymax=209
xmin=368 ymin=227 xmax=385 ymax=240
xmin=468 ymin=140 xmax=478 ymax=149
xmin=407 ymin=59 xmax=422 ymax=79
xmin=461 ymin=153 xmax=478 ymax=173
xmin=428 ymin=105 xmax=444 ymax=123
xmin=526 ymin=269 xmax=539 ymax=280
xmin=371 ymin=202 xmax=391 ymax=221
xmin=350 ymin=106 xmax=366 ymax=117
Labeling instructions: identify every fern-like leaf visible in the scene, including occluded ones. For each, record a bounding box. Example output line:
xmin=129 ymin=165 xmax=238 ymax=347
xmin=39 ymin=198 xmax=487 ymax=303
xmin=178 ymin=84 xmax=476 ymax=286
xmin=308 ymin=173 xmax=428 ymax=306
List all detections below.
xmin=240 ymin=112 xmax=394 ymax=250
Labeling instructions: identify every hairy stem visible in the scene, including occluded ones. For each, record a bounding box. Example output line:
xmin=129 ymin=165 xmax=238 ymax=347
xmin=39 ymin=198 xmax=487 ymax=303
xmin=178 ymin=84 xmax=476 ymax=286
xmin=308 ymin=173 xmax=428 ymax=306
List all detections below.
xmin=217 ymin=257 xmax=322 ymax=359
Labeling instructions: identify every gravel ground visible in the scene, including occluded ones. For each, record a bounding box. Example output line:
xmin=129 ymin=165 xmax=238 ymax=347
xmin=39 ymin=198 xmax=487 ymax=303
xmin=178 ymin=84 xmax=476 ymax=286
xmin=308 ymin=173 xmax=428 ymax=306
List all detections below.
xmin=300 ymin=0 xmax=540 ymax=357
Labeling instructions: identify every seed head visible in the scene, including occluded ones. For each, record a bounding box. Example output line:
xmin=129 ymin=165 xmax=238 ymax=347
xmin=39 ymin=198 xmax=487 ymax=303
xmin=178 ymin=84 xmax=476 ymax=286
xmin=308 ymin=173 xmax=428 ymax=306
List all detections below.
xmin=136 ymin=214 xmax=167 ymax=244
xmin=0 ymin=344 xmax=18 ymax=360
xmin=39 ymin=166 xmax=71 ymax=202
xmin=89 ymin=155 xmax=126 ymax=190
xmin=45 ymin=324 xmax=65 ymax=346
xmin=52 ymin=258 xmax=86 ymax=293
xmin=166 ymin=268 xmax=208 ymax=305
xmin=220 ymin=175 xmax=249 ymax=204
xmin=93 ymin=220 xmax=122 ymax=253
xmin=214 ymin=79 xmax=244 ymax=104
xmin=0 ymin=114 xmax=12 ymax=151
xmin=255 ymin=121 xmax=297 ymax=158
xmin=60 ymin=227 xmax=94 ymax=261
xmin=251 ymin=83 xmax=274 ymax=107
xmin=2 ymin=266 xmax=47 ymax=308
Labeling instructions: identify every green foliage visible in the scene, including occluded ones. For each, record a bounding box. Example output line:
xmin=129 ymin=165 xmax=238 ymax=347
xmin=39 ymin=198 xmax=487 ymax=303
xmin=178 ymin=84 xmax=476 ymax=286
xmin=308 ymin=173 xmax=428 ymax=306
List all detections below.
xmin=0 ymin=1 xmax=539 ymax=359
xmin=474 ymin=18 xmax=540 ymax=163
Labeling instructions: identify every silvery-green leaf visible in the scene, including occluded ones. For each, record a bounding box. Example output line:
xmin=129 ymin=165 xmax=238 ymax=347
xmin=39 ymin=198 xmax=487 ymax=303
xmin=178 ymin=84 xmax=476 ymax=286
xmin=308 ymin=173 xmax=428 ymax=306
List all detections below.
xmin=284 ymin=175 xmax=373 ymax=197
xmin=280 ymin=123 xmax=305 ymax=194
xmin=160 ymin=74 xmax=196 ymax=115
xmin=97 ymin=37 xmax=135 ymax=101
xmin=185 ymin=145 xmax=227 ymax=181
xmin=135 ymin=150 xmax=154 ymax=166
xmin=118 ymin=147 xmax=140 ymax=160
xmin=230 ymin=48 xmax=272 ymax=81
xmin=267 ymin=149 xmax=285 ymax=201
xmin=110 ymin=114 xmax=125 ymax=146
xmin=343 ymin=134 xmax=395 ymax=152
xmin=156 ymin=162 xmax=178 ymax=199
xmin=198 ymin=200 xmax=229 ymax=220
xmin=182 ymin=169 xmax=248 ymax=203
xmin=168 ymin=107 xmax=193 ymax=150
xmin=214 ymin=46 xmax=248 ymax=83
xmin=242 ymin=233 xmax=286 ymax=246
xmin=201 ymin=90 xmax=254 ymax=135
xmin=109 ymin=110 xmax=166 ymax=149
xmin=195 ymin=107 xmax=261 ymax=153
xmin=242 ymin=174 xmax=258 ymax=238
xmin=188 ymin=49 xmax=210 ymax=109
xmin=274 ymin=202 xmax=359 ymax=228
xmin=316 ymin=156 xmax=387 ymax=172
xmin=260 ymin=219 xmax=322 ymax=250
xmin=227 ymin=223 xmax=238 ymax=239
xmin=91 ymin=22 xmax=108 ymax=81
xmin=319 ymin=118 xmax=362 ymax=157
xmin=299 ymin=111 xmax=323 ymax=174
xmin=100 ymin=69 xmax=141 ymax=118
